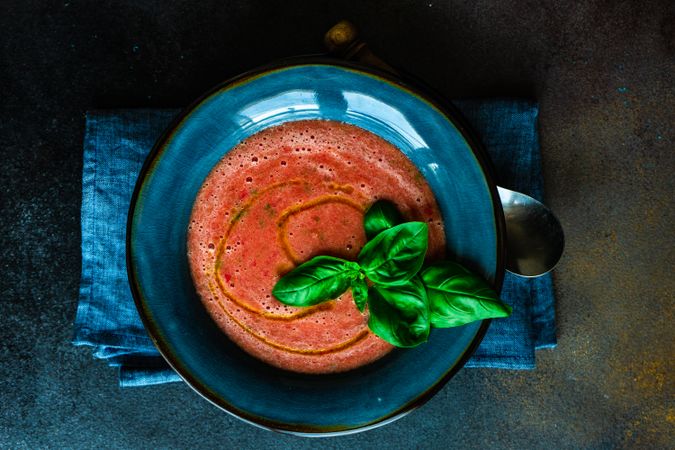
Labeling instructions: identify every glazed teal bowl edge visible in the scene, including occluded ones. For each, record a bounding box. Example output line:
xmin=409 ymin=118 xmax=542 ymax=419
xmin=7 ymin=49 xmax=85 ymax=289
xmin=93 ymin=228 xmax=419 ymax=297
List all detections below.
xmin=127 ymin=58 xmax=505 ymax=435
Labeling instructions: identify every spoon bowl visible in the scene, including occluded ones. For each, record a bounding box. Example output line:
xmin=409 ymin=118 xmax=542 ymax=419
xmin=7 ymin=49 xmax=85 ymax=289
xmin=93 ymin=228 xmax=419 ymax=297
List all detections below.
xmin=498 ymin=187 xmax=564 ymax=277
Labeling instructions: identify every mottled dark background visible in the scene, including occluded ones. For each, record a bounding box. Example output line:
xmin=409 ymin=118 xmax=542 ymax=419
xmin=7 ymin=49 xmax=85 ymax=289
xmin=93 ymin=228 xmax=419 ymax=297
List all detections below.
xmin=1 ymin=1 xmax=673 ymax=448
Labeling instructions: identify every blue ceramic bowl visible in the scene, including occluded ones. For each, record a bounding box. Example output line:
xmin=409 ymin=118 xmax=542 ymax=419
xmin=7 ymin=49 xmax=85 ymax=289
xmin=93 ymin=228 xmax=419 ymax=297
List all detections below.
xmin=127 ymin=59 xmax=505 ymax=435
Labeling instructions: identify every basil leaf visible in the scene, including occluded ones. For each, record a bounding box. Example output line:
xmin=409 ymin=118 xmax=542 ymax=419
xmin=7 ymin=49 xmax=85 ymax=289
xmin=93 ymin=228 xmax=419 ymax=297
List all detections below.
xmin=358 ymin=222 xmax=428 ymax=286
xmin=350 ymin=277 xmax=368 ymax=312
xmin=364 ymin=200 xmax=403 ymax=240
xmin=272 ymin=256 xmax=358 ymax=307
xmin=420 ymin=261 xmax=512 ymax=328
xmin=367 ymin=277 xmax=430 ymax=347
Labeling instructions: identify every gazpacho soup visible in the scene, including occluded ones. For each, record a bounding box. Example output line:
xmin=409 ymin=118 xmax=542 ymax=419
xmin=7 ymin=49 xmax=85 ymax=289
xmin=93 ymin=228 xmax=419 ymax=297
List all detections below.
xmin=187 ymin=120 xmax=446 ymax=373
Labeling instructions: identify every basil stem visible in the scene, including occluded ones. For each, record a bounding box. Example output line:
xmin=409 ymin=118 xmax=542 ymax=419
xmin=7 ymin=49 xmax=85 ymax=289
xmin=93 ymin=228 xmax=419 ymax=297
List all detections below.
xmin=272 ymin=256 xmax=360 ymax=307
xmin=367 ymin=277 xmax=430 ymax=347
xmin=358 ymin=222 xmax=428 ymax=286
xmin=420 ymin=261 xmax=512 ymax=328
xmin=363 ymin=200 xmax=404 ymax=240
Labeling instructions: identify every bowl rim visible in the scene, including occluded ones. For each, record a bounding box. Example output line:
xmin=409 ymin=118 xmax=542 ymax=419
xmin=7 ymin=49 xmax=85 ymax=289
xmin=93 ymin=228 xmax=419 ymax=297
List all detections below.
xmin=126 ymin=56 xmax=506 ymax=436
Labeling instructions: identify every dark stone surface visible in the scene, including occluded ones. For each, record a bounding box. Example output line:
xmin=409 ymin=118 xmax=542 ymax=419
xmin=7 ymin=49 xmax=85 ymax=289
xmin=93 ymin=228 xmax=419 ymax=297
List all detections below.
xmin=1 ymin=1 xmax=673 ymax=448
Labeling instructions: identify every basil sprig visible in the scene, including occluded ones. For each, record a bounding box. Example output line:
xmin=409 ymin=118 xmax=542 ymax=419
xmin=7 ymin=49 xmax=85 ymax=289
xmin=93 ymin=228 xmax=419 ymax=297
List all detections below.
xmin=272 ymin=200 xmax=512 ymax=348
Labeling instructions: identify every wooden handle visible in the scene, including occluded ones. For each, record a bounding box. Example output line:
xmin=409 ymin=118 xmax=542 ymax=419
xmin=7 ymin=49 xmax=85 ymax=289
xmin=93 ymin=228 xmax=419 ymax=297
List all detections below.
xmin=324 ymin=20 xmax=398 ymax=75
xmin=324 ymin=20 xmax=360 ymax=54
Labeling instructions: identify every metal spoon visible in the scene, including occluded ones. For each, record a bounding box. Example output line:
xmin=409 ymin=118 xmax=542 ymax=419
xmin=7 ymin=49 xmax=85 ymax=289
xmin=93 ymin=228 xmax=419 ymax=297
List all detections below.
xmin=326 ymin=21 xmax=565 ymax=277
xmin=498 ymin=187 xmax=564 ymax=277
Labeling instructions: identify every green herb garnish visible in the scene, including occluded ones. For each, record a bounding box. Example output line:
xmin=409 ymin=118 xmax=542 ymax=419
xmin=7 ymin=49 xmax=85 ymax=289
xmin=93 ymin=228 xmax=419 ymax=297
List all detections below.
xmin=350 ymin=276 xmax=369 ymax=312
xmin=421 ymin=262 xmax=512 ymax=328
xmin=272 ymin=200 xmax=512 ymax=347
xmin=363 ymin=199 xmax=404 ymax=239
xmin=358 ymin=221 xmax=428 ymax=286
xmin=272 ymin=256 xmax=360 ymax=307
xmin=368 ymin=277 xmax=430 ymax=347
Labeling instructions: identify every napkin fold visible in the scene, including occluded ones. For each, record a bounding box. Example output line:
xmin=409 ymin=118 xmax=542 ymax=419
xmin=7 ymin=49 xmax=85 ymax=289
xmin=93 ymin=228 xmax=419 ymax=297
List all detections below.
xmin=73 ymin=100 xmax=556 ymax=387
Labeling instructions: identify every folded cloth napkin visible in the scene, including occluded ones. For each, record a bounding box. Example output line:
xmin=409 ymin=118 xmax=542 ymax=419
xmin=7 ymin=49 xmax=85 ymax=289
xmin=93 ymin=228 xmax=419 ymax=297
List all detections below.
xmin=73 ymin=100 xmax=556 ymax=387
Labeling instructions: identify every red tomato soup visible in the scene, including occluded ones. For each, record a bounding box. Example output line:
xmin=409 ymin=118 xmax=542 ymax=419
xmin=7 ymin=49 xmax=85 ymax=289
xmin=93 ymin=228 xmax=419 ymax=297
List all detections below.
xmin=188 ymin=120 xmax=446 ymax=373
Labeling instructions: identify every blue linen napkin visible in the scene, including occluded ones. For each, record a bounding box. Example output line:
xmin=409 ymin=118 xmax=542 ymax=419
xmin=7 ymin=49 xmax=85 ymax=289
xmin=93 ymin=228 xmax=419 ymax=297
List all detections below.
xmin=73 ymin=101 xmax=556 ymax=387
